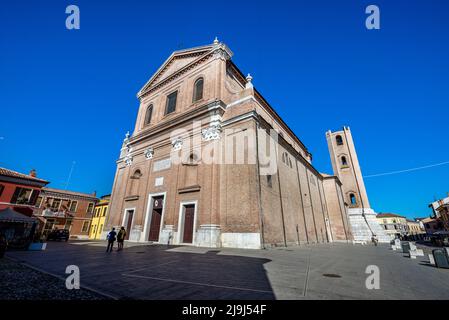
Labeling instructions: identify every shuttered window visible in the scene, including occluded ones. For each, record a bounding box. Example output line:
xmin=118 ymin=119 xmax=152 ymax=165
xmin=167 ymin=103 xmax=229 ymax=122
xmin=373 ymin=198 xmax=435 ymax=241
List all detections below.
xmin=193 ymin=78 xmax=204 ymax=102
xmin=144 ymin=104 xmax=153 ymax=125
xmin=29 ymin=190 xmax=40 ymax=206
xmin=165 ymin=91 xmax=177 ymax=115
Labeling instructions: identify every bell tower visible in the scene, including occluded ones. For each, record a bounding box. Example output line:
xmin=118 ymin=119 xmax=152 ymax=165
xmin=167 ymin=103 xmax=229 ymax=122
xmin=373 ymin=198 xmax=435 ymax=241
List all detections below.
xmin=326 ymin=126 xmax=370 ymax=210
xmin=326 ymin=126 xmax=390 ymax=243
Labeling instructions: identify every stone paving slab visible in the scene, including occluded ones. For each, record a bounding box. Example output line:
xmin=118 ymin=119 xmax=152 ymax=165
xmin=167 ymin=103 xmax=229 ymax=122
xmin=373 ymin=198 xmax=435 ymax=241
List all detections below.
xmin=5 ymin=241 xmax=449 ymax=300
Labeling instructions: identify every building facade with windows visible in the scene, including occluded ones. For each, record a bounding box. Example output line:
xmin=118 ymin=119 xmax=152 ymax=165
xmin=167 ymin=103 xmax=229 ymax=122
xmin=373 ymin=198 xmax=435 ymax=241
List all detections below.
xmin=105 ymin=39 xmax=356 ymax=249
xmin=376 ymin=213 xmax=408 ymax=240
xmin=0 ymin=168 xmax=49 ymax=216
xmin=419 ymin=217 xmax=445 ymax=234
xmin=406 ymin=219 xmax=425 ymax=236
xmin=89 ymin=194 xmax=110 ymax=240
xmin=34 ymin=188 xmax=98 ymax=239
xmin=430 ymin=195 xmax=449 ymax=231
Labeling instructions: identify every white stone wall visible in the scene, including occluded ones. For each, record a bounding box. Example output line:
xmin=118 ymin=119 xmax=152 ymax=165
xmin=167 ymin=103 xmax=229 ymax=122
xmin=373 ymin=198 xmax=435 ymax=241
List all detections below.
xmin=221 ymin=232 xmax=261 ymax=249
xmin=348 ymin=208 xmax=390 ymax=243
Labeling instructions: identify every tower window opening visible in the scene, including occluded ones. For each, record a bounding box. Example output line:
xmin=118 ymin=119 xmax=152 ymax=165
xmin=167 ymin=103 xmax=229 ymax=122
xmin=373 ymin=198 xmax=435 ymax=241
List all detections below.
xmin=336 ymin=135 xmax=343 ymax=146
xmin=349 ymin=193 xmax=357 ymax=205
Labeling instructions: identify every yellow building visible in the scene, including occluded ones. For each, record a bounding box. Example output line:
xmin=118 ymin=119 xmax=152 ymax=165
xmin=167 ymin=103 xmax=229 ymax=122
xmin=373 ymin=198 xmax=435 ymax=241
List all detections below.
xmin=89 ymin=194 xmax=110 ymax=240
xmin=406 ymin=219 xmax=425 ymax=236
xmin=376 ymin=213 xmax=408 ymax=240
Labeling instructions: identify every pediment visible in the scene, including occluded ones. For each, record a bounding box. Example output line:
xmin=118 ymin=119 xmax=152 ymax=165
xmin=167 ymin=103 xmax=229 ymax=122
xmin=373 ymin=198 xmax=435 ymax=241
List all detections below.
xmin=157 ymin=54 xmax=201 ymax=81
xmin=138 ymin=45 xmax=215 ymax=96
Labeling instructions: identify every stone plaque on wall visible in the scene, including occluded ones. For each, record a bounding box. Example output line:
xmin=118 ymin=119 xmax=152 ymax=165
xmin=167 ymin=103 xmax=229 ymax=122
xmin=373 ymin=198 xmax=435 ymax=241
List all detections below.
xmin=155 ymin=177 xmax=164 ymax=186
xmin=153 ymin=158 xmax=171 ymax=172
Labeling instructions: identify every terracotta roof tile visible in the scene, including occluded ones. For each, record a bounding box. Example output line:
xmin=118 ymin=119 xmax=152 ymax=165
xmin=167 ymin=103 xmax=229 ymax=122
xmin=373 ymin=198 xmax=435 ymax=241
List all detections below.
xmin=376 ymin=213 xmax=406 ymax=218
xmin=0 ymin=167 xmax=49 ymax=184
xmin=42 ymin=187 xmax=98 ymax=200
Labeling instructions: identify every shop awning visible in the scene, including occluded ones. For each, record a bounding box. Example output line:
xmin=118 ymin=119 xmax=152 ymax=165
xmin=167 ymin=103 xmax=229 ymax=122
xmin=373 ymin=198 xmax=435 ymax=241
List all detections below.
xmin=0 ymin=208 xmax=37 ymax=223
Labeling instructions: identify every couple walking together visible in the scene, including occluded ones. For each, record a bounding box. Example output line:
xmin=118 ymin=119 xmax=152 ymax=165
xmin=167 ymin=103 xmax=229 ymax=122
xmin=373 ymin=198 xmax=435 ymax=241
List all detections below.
xmin=106 ymin=227 xmax=126 ymax=252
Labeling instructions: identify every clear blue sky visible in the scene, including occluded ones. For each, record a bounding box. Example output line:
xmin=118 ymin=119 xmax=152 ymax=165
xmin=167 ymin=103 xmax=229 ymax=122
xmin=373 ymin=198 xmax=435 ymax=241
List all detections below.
xmin=1 ymin=0 xmax=448 ymax=218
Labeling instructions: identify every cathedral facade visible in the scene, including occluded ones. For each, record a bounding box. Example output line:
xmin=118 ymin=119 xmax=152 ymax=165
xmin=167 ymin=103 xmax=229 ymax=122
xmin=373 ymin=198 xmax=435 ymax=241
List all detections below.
xmin=104 ymin=39 xmax=355 ymax=249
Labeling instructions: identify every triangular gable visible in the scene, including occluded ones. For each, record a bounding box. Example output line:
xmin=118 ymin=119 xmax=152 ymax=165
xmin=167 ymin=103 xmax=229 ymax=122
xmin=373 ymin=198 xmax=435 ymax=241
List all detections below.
xmin=138 ymin=44 xmax=215 ymax=96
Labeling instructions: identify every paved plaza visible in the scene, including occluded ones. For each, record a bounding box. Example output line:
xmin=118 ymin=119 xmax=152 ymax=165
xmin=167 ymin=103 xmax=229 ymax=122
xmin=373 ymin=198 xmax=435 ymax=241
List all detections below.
xmin=5 ymin=241 xmax=449 ymax=300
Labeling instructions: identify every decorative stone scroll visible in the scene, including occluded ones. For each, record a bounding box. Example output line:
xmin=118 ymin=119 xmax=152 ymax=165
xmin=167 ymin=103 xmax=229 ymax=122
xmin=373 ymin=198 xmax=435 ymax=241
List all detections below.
xmin=124 ymin=154 xmax=133 ymax=166
xmin=202 ymin=124 xmax=222 ymax=141
xmin=172 ymin=137 xmax=183 ymax=151
xmin=144 ymin=147 xmax=154 ymax=159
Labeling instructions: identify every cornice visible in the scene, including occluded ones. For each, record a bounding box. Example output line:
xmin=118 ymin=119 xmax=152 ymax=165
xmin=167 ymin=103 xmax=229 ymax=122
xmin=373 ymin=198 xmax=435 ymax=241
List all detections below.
xmin=129 ymin=99 xmax=227 ymax=146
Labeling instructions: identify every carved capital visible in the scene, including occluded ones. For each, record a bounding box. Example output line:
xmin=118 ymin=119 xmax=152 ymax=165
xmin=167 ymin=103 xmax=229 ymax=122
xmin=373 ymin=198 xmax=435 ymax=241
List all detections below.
xmin=144 ymin=147 xmax=154 ymax=159
xmin=124 ymin=154 xmax=133 ymax=166
xmin=202 ymin=124 xmax=222 ymax=141
xmin=213 ymin=47 xmax=231 ymax=61
xmin=172 ymin=137 xmax=183 ymax=151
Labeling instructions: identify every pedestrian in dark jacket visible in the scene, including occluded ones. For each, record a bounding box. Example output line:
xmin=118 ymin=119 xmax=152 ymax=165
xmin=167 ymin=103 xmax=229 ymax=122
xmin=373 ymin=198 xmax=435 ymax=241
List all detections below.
xmin=117 ymin=227 xmax=126 ymax=251
xmin=106 ymin=228 xmax=117 ymax=252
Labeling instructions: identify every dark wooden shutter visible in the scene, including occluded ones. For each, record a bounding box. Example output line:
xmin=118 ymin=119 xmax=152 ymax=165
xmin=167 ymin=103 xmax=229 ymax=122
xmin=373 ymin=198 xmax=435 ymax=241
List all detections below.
xmin=10 ymin=187 xmax=21 ymax=204
xmin=166 ymin=91 xmax=177 ymax=114
xmin=29 ymin=190 xmax=40 ymax=205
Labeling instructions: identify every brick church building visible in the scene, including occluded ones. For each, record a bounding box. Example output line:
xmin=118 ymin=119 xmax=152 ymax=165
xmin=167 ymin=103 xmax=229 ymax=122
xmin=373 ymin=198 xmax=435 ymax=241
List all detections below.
xmin=104 ymin=39 xmax=375 ymax=249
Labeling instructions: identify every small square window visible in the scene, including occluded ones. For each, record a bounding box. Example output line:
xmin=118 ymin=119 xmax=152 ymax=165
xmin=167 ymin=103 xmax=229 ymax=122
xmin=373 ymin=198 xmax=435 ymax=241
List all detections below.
xmin=87 ymin=203 xmax=94 ymax=214
xmin=82 ymin=221 xmax=90 ymax=233
xmin=69 ymin=200 xmax=78 ymax=212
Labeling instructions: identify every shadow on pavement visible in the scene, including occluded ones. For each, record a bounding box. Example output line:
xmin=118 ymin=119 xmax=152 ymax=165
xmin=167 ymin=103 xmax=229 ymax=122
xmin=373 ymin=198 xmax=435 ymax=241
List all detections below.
xmin=6 ymin=242 xmax=275 ymax=300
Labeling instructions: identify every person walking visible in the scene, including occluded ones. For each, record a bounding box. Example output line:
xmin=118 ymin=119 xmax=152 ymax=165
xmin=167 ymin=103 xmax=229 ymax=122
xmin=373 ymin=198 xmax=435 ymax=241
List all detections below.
xmin=106 ymin=228 xmax=117 ymax=252
xmin=371 ymin=234 xmax=378 ymax=246
xmin=117 ymin=227 xmax=126 ymax=251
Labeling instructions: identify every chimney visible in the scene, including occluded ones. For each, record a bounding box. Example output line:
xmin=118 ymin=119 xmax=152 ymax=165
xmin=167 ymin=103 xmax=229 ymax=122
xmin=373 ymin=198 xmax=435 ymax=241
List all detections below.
xmin=29 ymin=169 xmax=37 ymax=177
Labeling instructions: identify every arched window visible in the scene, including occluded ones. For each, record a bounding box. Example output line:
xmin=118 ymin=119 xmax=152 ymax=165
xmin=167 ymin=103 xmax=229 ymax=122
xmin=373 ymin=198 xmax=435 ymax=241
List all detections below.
xmin=349 ymin=193 xmax=357 ymax=205
xmin=144 ymin=104 xmax=153 ymax=126
xmin=131 ymin=169 xmax=142 ymax=179
xmin=128 ymin=169 xmax=142 ymax=196
xmin=184 ymin=153 xmax=199 ymax=187
xmin=336 ymin=135 xmax=343 ymax=145
xmin=187 ymin=153 xmax=199 ymax=165
xmin=193 ymin=78 xmax=204 ymax=102
xmin=341 ymin=156 xmax=348 ymax=166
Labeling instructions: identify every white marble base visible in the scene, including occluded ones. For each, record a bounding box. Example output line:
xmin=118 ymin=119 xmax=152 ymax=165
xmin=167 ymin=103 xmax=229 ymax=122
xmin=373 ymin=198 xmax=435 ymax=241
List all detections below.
xmin=221 ymin=232 xmax=261 ymax=249
xmin=347 ymin=208 xmax=390 ymax=243
xmin=195 ymin=224 xmax=221 ymax=248
xmin=159 ymin=225 xmax=175 ymax=245
xmin=429 ymin=254 xmax=435 ymax=265
xmin=410 ymin=249 xmax=424 ymax=258
xmin=129 ymin=225 xmax=143 ymax=242
xmin=100 ymin=230 xmax=109 ymax=240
